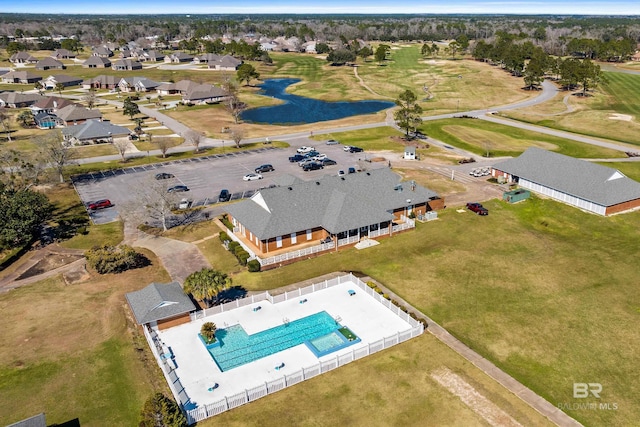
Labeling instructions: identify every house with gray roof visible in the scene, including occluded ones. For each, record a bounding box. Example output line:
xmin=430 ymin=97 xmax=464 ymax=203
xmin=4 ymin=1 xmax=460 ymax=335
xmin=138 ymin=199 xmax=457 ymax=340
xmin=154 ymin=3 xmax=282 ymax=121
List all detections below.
xmin=35 ymin=57 xmax=65 ymax=71
xmin=42 ymin=74 xmax=82 ymax=90
xmin=492 ymin=147 xmax=640 ymax=216
xmin=165 ymin=52 xmax=194 ymax=63
xmin=226 ymin=168 xmax=443 ymax=268
xmin=125 ymin=282 xmax=196 ymax=330
xmin=52 ymin=48 xmax=75 ymax=59
xmin=55 ymin=105 xmax=102 ymax=126
xmin=207 ymin=55 xmax=242 ymax=71
xmin=183 ymin=85 xmax=228 ymax=104
xmin=0 ymin=92 xmax=45 ymax=108
xmin=118 ymin=76 xmax=160 ymax=93
xmin=61 ymin=119 xmax=130 ymax=144
xmin=0 ymin=71 xmax=42 ymax=84
xmin=112 ymin=58 xmax=143 ymax=71
xmin=83 ymin=56 xmax=112 ymax=69
xmin=92 ymin=46 xmax=114 ymax=57
xmin=9 ymin=51 xmax=38 ymax=64
xmin=82 ymin=75 xmax=119 ymax=89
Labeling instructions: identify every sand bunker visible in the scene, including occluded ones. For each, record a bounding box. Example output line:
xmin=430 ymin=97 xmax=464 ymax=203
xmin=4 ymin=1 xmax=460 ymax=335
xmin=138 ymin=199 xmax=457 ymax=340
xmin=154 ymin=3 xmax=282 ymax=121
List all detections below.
xmin=609 ymin=113 xmax=633 ymax=121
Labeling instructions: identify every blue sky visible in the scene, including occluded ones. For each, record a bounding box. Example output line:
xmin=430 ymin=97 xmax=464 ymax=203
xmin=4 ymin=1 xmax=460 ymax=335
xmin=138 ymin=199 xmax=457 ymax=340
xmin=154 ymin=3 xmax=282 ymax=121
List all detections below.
xmin=3 ymin=0 xmax=639 ymax=15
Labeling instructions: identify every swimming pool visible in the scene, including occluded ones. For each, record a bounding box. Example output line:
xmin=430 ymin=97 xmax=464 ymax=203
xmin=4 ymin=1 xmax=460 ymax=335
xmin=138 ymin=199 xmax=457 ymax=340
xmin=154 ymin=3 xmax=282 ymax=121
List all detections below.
xmin=205 ymin=311 xmax=358 ymax=371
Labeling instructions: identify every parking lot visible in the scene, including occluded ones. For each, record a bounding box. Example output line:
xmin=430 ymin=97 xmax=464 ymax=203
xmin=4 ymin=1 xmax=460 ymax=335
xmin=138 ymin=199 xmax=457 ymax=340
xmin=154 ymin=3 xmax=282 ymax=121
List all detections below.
xmin=74 ymin=140 xmax=388 ymax=225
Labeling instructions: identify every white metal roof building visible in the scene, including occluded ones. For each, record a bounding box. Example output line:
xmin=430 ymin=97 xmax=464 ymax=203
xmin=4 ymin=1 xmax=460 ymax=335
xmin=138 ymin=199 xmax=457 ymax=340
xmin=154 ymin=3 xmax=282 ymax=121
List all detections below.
xmin=492 ymin=148 xmax=640 ymax=216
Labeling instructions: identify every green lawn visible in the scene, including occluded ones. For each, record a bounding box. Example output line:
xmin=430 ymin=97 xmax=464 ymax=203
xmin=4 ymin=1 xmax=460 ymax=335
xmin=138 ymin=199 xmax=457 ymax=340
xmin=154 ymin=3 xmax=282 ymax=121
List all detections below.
xmin=420 ymin=118 xmax=626 ymax=158
xmin=597 ymin=161 xmax=640 ymax=181
xmin=229 ymin=197 xmax=640 ymax=426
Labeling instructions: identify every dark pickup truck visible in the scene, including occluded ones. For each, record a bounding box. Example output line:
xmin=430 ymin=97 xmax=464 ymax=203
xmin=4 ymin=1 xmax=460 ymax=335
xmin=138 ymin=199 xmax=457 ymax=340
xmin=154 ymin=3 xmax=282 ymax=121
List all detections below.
xmin=466 ymin=202 xmax=489 ymax=216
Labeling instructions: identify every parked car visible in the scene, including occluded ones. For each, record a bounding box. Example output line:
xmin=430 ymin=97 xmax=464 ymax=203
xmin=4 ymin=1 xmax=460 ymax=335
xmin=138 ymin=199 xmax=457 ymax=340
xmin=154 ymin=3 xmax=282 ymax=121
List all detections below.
xmin=218 ymin=189 xmax=231 ymax=202
xmin=343 ymin=145 xmax=353 ymax=152
xmin=155 ymin=172 xmax=174 ymax=180
xmin=466 ymin=202 xmax=489 ymax=216
xmin=167 ymin=185 xmax=189 ymax=193
xmin=88 ymin=199 xmax=112 ymax=210
xmin=348 ymin=167 xmax=357 ymax=174
xmin=321 ymin=158 xmax=337 ymax=166
xmin=313 ymin=153 xmax=327 ymax=161
xmin=338 ymin=170 xmax=345 ymax=176
xmin=326 ymin=139 xmax=339 ymax=145
xmin=178 ymin=198 xmax=191 ymax=210
xmin=302 ymin=150 xmax=320 ymax=159
xmin=297 ymin=146 xmax=316 ymax=153
xmin=302 ymin=162 xmax=324 ymax=171
xmin=243 ymin=173 xmax=263 ymax=181
xmin=289 ymin=154 xmax=305 ymax=162
xmin=348 ymin=146 xmax=364 ymax=153
xmin=299 ymin=158 xmax=316 ymax=167
xmin=255 ymin=164 xmax=275 ymax=173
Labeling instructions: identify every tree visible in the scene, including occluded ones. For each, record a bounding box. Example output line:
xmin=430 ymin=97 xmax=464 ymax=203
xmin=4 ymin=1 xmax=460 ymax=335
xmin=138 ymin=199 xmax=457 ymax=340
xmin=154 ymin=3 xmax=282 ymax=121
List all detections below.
xmin=230 ymin=127 xmax=244 ymax=149
xmin=155 ymin=137 xmax=174 ymax=158
xmin=236 ymin=63 xmax=260 ymax=86
xmin=0 ymin=107 xmax=13 ymax=142
xmin=113 ymin=138 xmax=130 ymax=162
xmin=139 ymin=393 xmax=187 ymax=427
xmin=55 ymin=82 xmax=65 ymax=95
xmin=393 ymin=90 xmax=423 ymax=138
xmin=0 ymin=149 xmax=45 ymax=190
xmin=183 ymin=129 xmax=204 ymax=153
xmin=200 ymin=322 xmax=217 ymax=343
xmin=523 ymin=56 xmax=545 ymax=90
xmin=223 ymin=79 xmax=246 ymax=124
xmin=183 ymin=268 xmax=230 ymax=307
xmin=577 ymin=59 xmax=602 ymax=96
xmin=34 ymin=81 xmax=44 ymax=95
xmin=0 ymin=184 xmax=52 ymax=249
xmin=374 ymin=44 xmax=390 ymax=64
xmin=316 ymin=42 xmax=330 ymax=54
xmin=17 ymin=110 xmax=34 ymax=128
xmin=326 ymin=48 xmax=356 ymax=65
xmin=61 ymin=38 xmax=82 ymax=53
xmin=35 ymin=130 xmax=75 ymax=183
xmin=123 ymin=97 xmax=140 ymax=119
xmin=83 ymin=88 xmax=97 ymax=109
xmin=357 ymin=46 xmax=373 ymax=62
xmin=85 ymin=245 xmax=148 ymax=274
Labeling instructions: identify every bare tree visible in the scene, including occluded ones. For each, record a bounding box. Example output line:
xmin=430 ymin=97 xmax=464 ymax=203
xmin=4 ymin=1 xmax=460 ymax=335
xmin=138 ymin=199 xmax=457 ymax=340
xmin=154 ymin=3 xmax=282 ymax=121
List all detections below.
xmin=184 ymin=129 xmax=204 ymax=153
xmin=155 ymin=137 xmax=174 ymax=158
xmin=35 ymin=129 xmax=75 ymax=183
xmin=82 ymin=88 xmax=97 ymax=109
xmin=230 ymin=127 xmax=244 ymax=149
xmin=0 ymin=149 xmax=46 ymax=190
xmin=0 ymin=107 xmax=13 ymax=142
xmin=112 ymin=138 xmax=130 ymax=162
xmin=222 ymin=78 xmax=246 ymax=124
xmin=125 ymin=177 xmax=180 ymax=232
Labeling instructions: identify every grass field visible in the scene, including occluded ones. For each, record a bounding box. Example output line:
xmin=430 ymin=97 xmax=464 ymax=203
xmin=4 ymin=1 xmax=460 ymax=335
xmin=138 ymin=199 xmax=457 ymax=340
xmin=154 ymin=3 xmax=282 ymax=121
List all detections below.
xmin=419 ymin=118 xmax=626 ymax=158
xmin=504 ymin=71 xmax=640 ymax=146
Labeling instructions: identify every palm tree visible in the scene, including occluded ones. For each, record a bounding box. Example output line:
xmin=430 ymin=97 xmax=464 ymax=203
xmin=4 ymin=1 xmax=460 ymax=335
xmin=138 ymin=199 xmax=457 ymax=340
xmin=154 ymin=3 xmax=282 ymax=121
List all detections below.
xmin=183 ymin=268 xmax=231 ymax=307
xmin=200 ymin=322 xmax=217 ymax=344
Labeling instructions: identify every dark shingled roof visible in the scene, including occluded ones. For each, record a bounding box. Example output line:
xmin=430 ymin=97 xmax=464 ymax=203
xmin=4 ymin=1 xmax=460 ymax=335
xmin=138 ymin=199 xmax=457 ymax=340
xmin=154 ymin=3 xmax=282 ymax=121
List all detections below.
xmin=492 ymin=147 xmax=640 ymax=207
xmin=226 ymin=168 xmax=439 ymax=240
xmin=125 ymin=282 xmax=196 ymax=325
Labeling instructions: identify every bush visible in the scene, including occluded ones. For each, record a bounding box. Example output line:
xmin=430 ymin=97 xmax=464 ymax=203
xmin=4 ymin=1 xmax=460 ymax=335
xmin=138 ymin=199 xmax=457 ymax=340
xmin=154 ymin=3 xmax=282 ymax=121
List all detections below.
xmin=139 ymin=393 xmax=186 ymax=427
xmin=247 ymin=259 xmax=261 ymax=272
xmin=219 ymin=231 xmax=229 ymax=243
xmin=366 ymin=281 xmax=377 ymax=289
xmin=236 ymin=250 xmax=249 ymax=266
xmin=85 ymin=244 xmax=149 ymax=274
xmin=220 ymin=214 xmax=234 ymax=230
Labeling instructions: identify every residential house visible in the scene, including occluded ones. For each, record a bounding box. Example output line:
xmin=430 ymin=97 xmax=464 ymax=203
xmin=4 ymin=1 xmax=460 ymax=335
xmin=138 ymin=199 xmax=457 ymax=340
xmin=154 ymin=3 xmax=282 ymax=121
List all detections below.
xmin=42 ymin=75 xmax=83 ymax=90
xmin=207 ymin=55 xmax=242 ymax=71
xmin=6 ymin=413 xmax=46 ymax=427
xmin=156 ymin=79 xmax=199 ymax=95
xmin=118 ymin=76 xmax=160 ymax=93
xmin=0 ymin=71 xmax=42 ymax=84
xmin=125 ymin=282 xmax=196 ymax=331
xmin=82 ymin=75 xmax=120 ymax=89
xmin=82 ymin=56 xmax=112 ymax=68
xmin=112 ymin=59 xmax=143 ymax=71
xmin=183 ymin=85 xmax=228 ymax=104
xmin=33 ymin=111 xmax=61 ymax=129
xmin=92 ymin=46 xmax=114 ymax=57
xmin=30 ymin=96 xmax=76 ymax=114
xmin=51 ymin=48 xmax=75 ymax=59
xmin=226 ymin=168 xmax=444 ymax=269
xmin=137 ymin=50 xmax=165 ymax=62
xmin=0 ymin=92 xmax=45 ymax=108
xmin=492 ymin=147 xmax=640 ymax=216
xmin=62 ymin=119 xmax=130 ymax=145
xmin=55 ymin=105 xmax=102 ymax=126
xmin=35 ymin=57 xmax=66 ymax=71
xmin=164 ymin=52 xmax=194 ymax=63
xmin=9 ymin=51 xmax=38 ymax=64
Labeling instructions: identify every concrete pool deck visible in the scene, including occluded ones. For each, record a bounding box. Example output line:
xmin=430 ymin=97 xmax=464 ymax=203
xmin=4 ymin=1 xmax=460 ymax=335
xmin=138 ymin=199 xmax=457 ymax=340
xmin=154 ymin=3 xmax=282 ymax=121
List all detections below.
xmin=154 ymin=275 xmax=421 ymax=417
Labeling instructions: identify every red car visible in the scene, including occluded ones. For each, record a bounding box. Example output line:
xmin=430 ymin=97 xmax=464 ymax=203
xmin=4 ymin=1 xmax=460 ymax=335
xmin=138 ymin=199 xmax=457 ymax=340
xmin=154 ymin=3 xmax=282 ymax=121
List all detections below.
xmin=466 ymin=202 xmax=488 ymax=216
xmin=88 ymin=199 xmax=112 ymax=210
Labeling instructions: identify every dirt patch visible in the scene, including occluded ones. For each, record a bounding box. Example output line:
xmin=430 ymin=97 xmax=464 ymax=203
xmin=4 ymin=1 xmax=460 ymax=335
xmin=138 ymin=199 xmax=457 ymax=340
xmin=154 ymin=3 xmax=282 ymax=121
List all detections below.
xmin=609 ymin=113 xmax=633 ymax=121
xmin=63 ymin=262 xmax=91 ymax=285
xmin=431 ymin=367 xmax=523 ymax=427
xmin=17 ymin=253 xmax=84 ymax=280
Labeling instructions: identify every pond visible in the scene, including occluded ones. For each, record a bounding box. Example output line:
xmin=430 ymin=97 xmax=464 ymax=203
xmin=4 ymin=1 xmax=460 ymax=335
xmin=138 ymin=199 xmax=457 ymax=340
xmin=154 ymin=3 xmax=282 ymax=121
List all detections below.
xmin=240 ymin=78 xmax=394 ymax=125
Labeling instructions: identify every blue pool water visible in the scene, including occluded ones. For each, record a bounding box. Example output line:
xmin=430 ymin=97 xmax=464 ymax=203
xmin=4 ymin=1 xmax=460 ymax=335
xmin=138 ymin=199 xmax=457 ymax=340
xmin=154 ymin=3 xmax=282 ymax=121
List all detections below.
xmin=207 ymin=311 xmax=340 ymax=371
xmin=240 ymin=78 xmax=394 ymax=125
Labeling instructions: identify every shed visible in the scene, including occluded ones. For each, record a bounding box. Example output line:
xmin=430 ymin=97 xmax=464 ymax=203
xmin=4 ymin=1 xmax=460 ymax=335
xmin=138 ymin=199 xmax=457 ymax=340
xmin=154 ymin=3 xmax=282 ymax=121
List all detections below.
xmin=404 ymin=146 xmax=416 ymax=160
xmin=503 ymin=189 xmax=530 ymax=203
xmin=125 ymin=282 xmax=196 ymax=330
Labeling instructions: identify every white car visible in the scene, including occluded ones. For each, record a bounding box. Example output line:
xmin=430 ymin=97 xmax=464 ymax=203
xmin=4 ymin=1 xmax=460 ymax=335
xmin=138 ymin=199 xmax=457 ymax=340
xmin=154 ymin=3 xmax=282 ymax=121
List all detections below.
xmin=343 ymin=145 xmax=353 ymax=152
xmin=326 ymin=139 xmax=339 ymax=145
xmin=178 ymin=198 xmax=191 ymax=209
xmin=297 ymin=146 xmax=316 ymax=153
xmin=243 ymin=173 xmax=263 ymax=181
xmin=313 ymin=153 xmax=327 ymax=161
